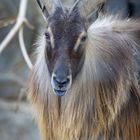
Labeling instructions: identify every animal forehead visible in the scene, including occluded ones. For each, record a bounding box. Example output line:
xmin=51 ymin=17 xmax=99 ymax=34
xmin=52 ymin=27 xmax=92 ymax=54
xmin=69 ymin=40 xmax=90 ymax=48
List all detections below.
xmin=50 ymin=7 xmax=83 ymax=23
xmin=49 ymin=17 xmax=84 ymax=40
xmin=49 ymin=10 xmax=84 ymax=32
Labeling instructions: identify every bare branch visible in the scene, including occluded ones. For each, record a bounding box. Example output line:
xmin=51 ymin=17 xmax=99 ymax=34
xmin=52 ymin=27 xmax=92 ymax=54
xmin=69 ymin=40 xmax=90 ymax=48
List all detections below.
xmin=19 ymin=26 xmax=33 ymax=69
xmin=0 ymin=19 xmax=22 ymax=53
xmin=0 ymin=0 xmax=33 ymax=69
xmin=0 ymin=16 xmax=16 ymax=28
xmin=24 ymin=19 xmax=34 ymax=30
xmin=15 ymin=88 xmax=26 ymax=112
xmin=0 ymin=0 xmax=27 ymax=53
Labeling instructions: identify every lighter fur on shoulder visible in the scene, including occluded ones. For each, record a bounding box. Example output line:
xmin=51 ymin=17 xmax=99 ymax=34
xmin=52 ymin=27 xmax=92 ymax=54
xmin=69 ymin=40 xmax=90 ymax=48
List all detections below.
xmin=28 ymin=16 xmax=140 ymax=140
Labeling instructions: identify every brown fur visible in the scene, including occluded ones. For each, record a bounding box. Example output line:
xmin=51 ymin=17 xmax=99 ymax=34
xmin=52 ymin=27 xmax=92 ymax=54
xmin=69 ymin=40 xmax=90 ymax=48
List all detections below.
xmin=28 ymin=17 xmax=140 ymax=140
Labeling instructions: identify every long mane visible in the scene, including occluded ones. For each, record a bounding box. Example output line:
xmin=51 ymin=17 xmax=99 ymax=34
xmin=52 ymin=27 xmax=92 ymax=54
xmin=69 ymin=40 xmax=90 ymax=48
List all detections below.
xmin=28 ymin=16 xmax=140 ymax=140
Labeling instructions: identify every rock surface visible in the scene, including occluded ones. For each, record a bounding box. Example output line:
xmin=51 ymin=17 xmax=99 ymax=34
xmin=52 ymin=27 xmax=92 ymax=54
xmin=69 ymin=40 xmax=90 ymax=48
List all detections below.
xmin=0 ymin=100 xmax=40 ymax=140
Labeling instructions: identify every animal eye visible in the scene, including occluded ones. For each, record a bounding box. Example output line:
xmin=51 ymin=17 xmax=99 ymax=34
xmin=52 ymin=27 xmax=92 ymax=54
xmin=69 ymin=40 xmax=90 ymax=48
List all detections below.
xmin=74 ymin=35 xmax=87 ymax=52
xmin=81 ymin=35 xmax=87 ymax=42
xmin=45 ymin=32 xmax=50 ymax=41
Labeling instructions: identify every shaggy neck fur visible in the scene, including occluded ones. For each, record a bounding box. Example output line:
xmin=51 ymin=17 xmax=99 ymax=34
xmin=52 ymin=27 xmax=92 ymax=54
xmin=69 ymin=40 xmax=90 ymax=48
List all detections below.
xmin=28 ymin=17 xmax=140 ymax=140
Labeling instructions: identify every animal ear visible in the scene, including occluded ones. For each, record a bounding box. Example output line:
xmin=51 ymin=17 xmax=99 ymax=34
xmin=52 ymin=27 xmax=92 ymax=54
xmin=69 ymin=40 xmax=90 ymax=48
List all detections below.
xmin=36 ymin=0 xmax=50 ymax=20
xmin=69 ymin=0 xmax=82 ymax=15
xmin=87 ymin=3 xmax=104 ymax=23
xmin=52 ymin=0 xmax=65 ymax=13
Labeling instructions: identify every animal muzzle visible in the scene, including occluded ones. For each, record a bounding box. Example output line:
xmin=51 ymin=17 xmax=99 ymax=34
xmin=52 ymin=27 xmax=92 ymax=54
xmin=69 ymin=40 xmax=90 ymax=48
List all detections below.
xmin=51 ymin=72 xmax=72 ymax=96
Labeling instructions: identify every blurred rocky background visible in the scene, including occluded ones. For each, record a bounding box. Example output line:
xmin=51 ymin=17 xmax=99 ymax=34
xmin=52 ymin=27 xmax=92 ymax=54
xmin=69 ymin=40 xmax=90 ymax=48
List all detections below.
xmin=0 ymin=0 xmax=41 ymax=139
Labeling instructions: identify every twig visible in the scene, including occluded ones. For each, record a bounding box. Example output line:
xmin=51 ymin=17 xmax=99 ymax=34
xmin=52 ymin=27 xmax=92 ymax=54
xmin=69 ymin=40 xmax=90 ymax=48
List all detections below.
xmin=0 ymin=0 xmax=33 ymax=69
xmin=19 ymin=26 xmax=33 ymax=69
xmin=15 ymin=88 xmax=26 ymax=112
xmin=0 ymin=0 xmax=27 ymax=53
xmin=0 ymin=16 xmax=16 ymax=28
xmin=24 ymin=19 xmax=34 ymax=30
xmin=0 ymin=19 xmax=22 ymax=53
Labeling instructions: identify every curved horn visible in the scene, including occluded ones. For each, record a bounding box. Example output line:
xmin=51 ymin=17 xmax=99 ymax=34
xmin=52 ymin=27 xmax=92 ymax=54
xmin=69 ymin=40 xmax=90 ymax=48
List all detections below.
xmin=36 ymin=0 xmax=44 ymax=10
xmin=36 ymin=0 xmax=49 ymax=19
xmin=53 ymin=0 xmax=65 ymax=12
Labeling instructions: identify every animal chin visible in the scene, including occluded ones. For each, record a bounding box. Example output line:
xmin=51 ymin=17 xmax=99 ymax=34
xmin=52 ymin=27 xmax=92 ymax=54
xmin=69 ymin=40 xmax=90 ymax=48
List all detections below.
xmin=53 ymin=89 xmax=67 ymax=96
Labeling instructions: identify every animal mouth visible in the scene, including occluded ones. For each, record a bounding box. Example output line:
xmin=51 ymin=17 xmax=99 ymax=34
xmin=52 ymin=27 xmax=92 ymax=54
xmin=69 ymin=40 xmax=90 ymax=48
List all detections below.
xmin=54 ymin=88 xmax=67 ymax=96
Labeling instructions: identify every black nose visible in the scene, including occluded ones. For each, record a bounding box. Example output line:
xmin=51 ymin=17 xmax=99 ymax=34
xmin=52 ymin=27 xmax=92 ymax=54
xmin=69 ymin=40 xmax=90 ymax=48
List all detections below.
xmin=53 ymin=75 xmax=70 ymax=89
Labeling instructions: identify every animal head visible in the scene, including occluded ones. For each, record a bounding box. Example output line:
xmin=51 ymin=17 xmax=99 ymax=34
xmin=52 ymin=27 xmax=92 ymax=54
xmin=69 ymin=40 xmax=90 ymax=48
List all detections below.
xmin=36 ymin=0 xmax=88 ymax=96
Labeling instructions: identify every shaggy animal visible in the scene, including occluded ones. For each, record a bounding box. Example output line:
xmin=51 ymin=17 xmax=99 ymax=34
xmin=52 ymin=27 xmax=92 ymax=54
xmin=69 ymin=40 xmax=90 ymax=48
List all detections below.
xmin=28 ymin=0 xmax=140 ymax=140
